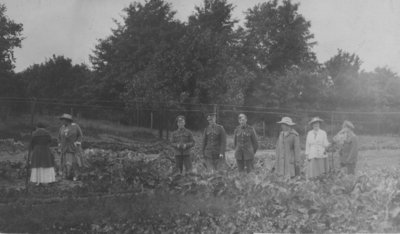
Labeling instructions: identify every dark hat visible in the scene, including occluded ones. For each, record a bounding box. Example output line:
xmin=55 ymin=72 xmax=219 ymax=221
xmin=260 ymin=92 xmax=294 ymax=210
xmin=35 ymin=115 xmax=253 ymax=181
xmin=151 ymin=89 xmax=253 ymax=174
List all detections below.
xmin=59 ymin=113 xmax=73 ymax=121
xmin=176 ymin=115 xmax=185 ymax=122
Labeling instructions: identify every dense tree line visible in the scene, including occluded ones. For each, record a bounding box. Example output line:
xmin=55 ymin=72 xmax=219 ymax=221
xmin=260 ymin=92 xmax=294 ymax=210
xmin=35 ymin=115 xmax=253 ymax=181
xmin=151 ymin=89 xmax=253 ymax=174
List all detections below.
xmin=1 ymin=0 xmax=400 ymax=129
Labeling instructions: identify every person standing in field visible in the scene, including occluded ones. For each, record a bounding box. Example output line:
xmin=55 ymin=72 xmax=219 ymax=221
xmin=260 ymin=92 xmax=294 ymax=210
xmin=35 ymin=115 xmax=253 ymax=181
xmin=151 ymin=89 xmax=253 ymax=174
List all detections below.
xmin=333 ymin=120 xmax=358 ymax=175
xmin=274 ymin=117 xmax=301 ymax=179
xmin=170 ymin=115 xmax=195 ymax=175
xmin=305 ymin=117 xmax=330 ymax=179
xmin=58 ymin=113 xmax=87 ymax=181
xmin=201 ymin=113 xmax=227 ymax=173
xmin=29 ymin=122 xmax=56 ymax=185
xmin=234 ymin=113 xmax=258 ymax=173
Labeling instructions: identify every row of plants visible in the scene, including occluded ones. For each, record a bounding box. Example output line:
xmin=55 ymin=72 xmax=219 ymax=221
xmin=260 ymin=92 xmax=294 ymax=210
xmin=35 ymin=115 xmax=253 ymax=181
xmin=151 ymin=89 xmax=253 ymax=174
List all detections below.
xmin=2 ymin=143 xmax=400 ymax=232
xmin=2 ymin=164 xmax=400 ymax=233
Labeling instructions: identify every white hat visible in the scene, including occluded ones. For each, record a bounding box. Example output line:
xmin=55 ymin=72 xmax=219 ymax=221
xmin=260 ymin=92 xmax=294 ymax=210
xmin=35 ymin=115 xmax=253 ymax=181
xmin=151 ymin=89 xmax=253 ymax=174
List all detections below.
xmin=309 ymin=117 xmax=323 ymax=125
xmin=277 ymin=117 xmax=296 ymax=126
xmin=342 ymin=120 xmax=355 ymax=129
xmin=59 ymin=113 xmax=73 ymax=121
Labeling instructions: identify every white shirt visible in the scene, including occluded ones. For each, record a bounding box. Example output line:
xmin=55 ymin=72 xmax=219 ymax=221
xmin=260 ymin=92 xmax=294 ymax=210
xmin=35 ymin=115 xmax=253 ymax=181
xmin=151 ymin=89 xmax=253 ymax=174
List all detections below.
xmin=305 ymin=129 xmax=329 ymax=159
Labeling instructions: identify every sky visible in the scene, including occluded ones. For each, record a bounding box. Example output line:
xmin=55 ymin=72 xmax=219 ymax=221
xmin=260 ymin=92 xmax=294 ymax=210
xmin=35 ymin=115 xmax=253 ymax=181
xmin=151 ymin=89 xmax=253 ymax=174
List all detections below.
xmin=2 ymin=0 xmax=400 ymax=74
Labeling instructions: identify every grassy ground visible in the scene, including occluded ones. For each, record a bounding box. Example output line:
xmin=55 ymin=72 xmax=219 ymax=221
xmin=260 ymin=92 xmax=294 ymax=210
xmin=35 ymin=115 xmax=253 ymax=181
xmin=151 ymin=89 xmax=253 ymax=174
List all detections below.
xmin=0 ymin=114 xmax=159 ymax=142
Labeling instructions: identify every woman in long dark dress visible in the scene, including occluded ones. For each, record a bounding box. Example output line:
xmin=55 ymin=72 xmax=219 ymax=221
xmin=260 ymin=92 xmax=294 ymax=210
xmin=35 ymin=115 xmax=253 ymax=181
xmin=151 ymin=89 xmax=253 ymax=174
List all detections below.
xmin=30 ymin=123 xmax=56 ymax=185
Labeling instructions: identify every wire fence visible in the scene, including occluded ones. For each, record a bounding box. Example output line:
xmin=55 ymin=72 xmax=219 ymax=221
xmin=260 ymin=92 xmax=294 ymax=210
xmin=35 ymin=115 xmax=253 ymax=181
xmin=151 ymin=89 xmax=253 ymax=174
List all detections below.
xmin=0 ymin=97 xmax=399 ymax=140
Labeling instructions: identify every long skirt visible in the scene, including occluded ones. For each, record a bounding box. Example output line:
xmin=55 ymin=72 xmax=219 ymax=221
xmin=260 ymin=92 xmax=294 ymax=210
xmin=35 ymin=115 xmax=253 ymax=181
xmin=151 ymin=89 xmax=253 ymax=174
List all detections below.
xmin=30 ymin=167 xmax=56 ymax=184
xmin=306 ymin=158 xmax=329 ymax=179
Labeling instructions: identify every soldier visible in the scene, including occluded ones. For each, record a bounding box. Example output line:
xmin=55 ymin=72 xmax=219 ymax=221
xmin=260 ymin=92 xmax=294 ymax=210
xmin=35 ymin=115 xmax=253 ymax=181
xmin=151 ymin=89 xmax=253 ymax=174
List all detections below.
xmin=170 ymin=115 xmax=195 ymax=175
xmin=234 ymin=113 xmax=259 ymax=173
xmin=201 ymin=113 xmax=227 ymax=173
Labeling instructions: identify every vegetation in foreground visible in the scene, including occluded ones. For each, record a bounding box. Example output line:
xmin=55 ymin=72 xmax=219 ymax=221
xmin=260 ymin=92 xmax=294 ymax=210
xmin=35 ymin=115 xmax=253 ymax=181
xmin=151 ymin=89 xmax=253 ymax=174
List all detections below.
xmin=1 ymin=142 xmax=400 ymax=233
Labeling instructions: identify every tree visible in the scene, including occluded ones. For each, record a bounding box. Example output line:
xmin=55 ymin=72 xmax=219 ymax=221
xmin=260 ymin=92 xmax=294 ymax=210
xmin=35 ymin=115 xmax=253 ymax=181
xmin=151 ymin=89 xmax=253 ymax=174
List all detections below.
xmin=359 ymin=67 xmax=400 ymax=109
xmin=243 ymin=0 xmax=316 ymax=73
xmin=0 ymin=4 xmax=23 ymax=77
xmin=19 ymin=55 xmax=91 ymax=114
xmin=0 ymin=4 xmax=24 ymax=119
xmin=324 ymin=49 xmax=362 ymax=108
xmin=242 ymin=0 xmax=318 ymax=107
xmin=180 ymin=0 xmax=254 ymax=105
xmin=90 ymin=0 xmax=185 ymax=105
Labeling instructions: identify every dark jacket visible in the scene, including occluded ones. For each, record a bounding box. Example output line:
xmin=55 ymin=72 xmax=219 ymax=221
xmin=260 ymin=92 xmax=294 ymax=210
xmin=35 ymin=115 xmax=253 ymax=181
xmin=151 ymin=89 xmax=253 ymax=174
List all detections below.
xmin=202 ymin=124 xmax=227 ymax=158
xmin=30 ymin=128 xmax=55 ymax=168
xmin=234 ymin=124 xmax=259 ymax=160
xmin=170 ymin=128 xmax=195 ymax=156
xmin=340 ymin=134 xmax=358 ymax=165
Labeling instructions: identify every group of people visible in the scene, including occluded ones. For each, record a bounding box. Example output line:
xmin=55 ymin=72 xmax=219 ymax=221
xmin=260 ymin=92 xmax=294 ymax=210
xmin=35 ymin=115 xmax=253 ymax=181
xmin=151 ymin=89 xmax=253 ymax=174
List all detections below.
xmin=170 ymin=113 xmax=358 ymax=179
xmin=29 ymin=113 xmax=87 ymax=185
xmin=28 ymin=112 xmax=358 ymax=185
xmin=170 ymin=113 xmax=259 ymax=175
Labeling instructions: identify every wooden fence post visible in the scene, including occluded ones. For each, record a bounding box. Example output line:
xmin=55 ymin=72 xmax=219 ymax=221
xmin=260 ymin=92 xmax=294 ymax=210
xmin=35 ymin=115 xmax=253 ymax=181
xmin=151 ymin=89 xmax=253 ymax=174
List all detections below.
xmin=150 ymin=111 xmax=153 ymax=129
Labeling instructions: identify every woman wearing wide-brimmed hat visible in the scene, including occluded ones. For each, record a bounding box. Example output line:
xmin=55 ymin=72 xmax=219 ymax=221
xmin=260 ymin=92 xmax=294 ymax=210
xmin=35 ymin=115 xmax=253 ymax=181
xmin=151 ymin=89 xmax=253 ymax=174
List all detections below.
xmin=305 ymin=117 xmax=330 ymax=179
xmin=274 ymin=117 xmax=301 ymax=179
xmin=58 ymin=113 xmax=87 ymax=181
xmin=332 ymin=120 xmax=358 ymax=174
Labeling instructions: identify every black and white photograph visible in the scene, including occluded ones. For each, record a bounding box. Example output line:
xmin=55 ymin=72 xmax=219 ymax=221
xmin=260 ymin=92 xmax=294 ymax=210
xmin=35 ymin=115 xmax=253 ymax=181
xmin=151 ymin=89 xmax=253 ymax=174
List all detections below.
xmin=1 ymin=0 xmax=400 ymax=232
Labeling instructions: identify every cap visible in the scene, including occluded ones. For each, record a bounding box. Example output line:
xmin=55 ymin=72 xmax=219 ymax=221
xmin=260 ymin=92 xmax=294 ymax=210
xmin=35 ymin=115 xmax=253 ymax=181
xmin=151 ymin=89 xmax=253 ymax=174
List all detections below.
xmin=206 ymin=112 xmax=216 ymax=119
xmin=176 ymin=115 xmax=185 ymax=122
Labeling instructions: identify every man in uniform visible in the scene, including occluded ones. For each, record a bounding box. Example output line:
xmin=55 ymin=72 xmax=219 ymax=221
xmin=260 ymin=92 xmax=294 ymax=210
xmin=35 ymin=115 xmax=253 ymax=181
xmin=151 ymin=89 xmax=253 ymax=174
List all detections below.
xmin=170 ymin=115 xmax=195 ymax=175
xmin=201 ymin=113 xmax=227 ymax=173
xmin=234 ymin=113 xmax=258 ymax=173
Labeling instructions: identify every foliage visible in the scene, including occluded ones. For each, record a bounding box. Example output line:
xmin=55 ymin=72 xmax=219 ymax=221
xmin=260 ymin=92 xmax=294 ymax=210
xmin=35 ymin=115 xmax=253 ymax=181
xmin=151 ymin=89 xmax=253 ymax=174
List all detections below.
xmin=324 ymin=49 xmax=363 ymax=108
xmin=90 ymin=0 xmax=185 ymax=106
xmin=242 ymin=0 xmax=319 ymax=107
xmin=243 ymin=0 xmax=317 ymax=73
xmin=0 ymin=4 xmax=23 ymax=76
xmin=179 ymin=0 xmax=254 ymax=105
xmin=3 ymin=146 xmax=400 ymax=233
xmin=18 ymin=55 xmax=91 ymax=107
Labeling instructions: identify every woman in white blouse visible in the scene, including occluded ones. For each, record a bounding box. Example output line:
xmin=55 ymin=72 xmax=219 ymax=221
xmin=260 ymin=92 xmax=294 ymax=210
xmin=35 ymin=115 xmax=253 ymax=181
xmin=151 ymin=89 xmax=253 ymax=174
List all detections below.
xmin=305 ymin=117 xmax=330 ymax=179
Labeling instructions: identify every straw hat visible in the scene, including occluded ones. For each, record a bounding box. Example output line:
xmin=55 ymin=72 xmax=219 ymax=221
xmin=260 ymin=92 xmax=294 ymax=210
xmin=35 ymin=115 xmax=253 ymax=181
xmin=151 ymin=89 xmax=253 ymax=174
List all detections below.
xmin=277 ymin=117 xmax=296 ymax=126
xmin=309 ymin=117 xmax=323 ymax=125
xmin=59 ymin=113 xmax=73 ymax=121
